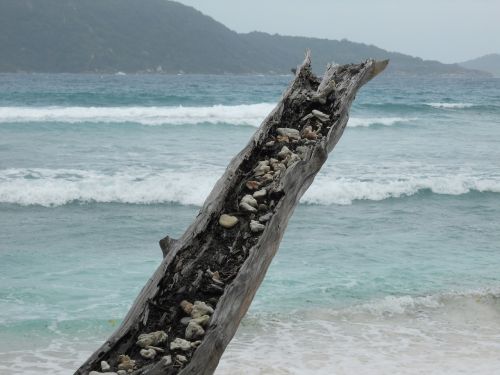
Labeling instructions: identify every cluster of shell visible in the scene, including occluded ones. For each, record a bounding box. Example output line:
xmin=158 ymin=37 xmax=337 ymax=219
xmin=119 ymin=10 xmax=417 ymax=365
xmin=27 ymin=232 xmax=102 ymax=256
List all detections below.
xmin=87 ymin=107 xmax=331 ymax=375
xmin=219 ymin=109 xmax=330 ymax=233
xmin=89 ymin=301 xmax=215 ymax=374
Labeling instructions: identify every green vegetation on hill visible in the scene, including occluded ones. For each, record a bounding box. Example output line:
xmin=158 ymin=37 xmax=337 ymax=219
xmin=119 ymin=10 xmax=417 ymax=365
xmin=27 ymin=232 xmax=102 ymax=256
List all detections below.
xmin=0 ymin=0 xmax=489 ymax=76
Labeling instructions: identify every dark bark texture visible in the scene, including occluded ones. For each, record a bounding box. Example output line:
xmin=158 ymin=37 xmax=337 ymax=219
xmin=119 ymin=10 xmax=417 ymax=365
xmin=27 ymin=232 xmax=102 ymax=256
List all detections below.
xmin=76 ymin=53 xmax=388 ymax=375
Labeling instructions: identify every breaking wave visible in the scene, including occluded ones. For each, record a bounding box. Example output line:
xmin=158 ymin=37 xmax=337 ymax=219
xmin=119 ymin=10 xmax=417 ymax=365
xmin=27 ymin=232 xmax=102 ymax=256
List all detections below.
xmin=341 ymin=288 xmax=500 ymax=317
xmin=0 ymin=168 xmax=220 ymax=207
xmin=0 ymin=105 xmax=417 ymax=129
xmin=1 ymin=168 xmax=499 ymax=207
xmin=303 ymin=175 xmax=500 ymax=205
xmin=347 ymin=117 xmax=416 ymax=127
xmin=0 ymin=104 xmax=276 ymax=127
xmin=425 ymin=102 xmax=475 ymax=109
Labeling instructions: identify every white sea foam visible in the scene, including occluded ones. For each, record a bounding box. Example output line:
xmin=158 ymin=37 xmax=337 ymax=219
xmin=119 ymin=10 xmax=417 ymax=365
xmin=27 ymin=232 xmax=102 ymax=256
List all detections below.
xmin=343 ymin=288 xmax=500 ymax=317
xmin=425 ymin=102 xmax=475 ymax=109
xmin=347 ymin=117 xmax=416 ymax=127
xmin=0 ymin=168 xmax=220 ymax=207
xmin=0 ymin=336 xmax=97 ymax=375
xmin=216 ymin=289 xmax=500 ymax=375
xmin=0 ymin=104 xmax=276 ymax=127
xmin=1 ymin=168 xmax=499 ymax=207
xmin=1 ymin=289 xmax=499 ymax=375
xmin=302 ymin=174 xmax=500 ymax=205
xmin=0 ymin=104 xmax=418 ymax=129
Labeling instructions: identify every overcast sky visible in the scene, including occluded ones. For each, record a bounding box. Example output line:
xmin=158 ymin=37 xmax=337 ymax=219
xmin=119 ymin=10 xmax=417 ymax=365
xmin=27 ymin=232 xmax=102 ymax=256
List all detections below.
xmin=175 ymin=0 xmax=498 ymax=63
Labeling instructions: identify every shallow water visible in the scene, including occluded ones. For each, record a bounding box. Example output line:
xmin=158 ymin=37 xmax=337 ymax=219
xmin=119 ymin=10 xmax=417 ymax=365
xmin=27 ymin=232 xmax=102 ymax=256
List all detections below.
xmin=0 ymin=73 xmax=499 ymax=374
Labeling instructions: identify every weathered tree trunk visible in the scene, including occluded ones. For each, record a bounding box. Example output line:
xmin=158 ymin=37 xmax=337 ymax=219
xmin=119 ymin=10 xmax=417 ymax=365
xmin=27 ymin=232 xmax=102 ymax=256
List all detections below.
xmin=76 ymin=53 xmax=387 ymax=375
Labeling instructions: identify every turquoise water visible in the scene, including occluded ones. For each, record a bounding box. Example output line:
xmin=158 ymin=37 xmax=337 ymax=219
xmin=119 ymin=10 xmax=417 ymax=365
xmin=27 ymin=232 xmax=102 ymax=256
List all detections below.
xmin=0 ymin=73 xmax=499 ymax=374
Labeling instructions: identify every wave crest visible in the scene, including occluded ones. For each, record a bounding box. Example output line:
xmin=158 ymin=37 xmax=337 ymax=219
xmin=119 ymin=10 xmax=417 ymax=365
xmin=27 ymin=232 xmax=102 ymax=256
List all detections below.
xmin=1 ymin=168 xmax=499 ymax=207
xmin=347 ymin=117 xmax=416 ymax=127
xmin=0 ymin=168 xmax=219 ymax=207
xmin=425 ymin=102 xmax=475 ymax=109
xmin=0 ymin=105 xmax=418 ymax=129
xmin=303 ymin=175 xmax=500 ymax=205
xmin=345 ymin=289 xmax=500 ymax=317
xmin=0 ymin=104 xmax=276 ymax=127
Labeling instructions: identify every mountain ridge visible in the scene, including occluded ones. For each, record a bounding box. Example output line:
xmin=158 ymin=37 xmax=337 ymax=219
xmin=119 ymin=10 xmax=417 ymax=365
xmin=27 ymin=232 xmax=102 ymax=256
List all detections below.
xmin=459 ymin=54 xmax=500 ymax=77
xmin=0 ymin=0 xmax=489 ymax=76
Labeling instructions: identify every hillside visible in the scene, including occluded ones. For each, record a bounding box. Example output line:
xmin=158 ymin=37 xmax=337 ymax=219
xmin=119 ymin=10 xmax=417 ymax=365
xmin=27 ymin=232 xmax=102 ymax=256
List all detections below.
xmin=241 ymin=32 xmax=482 ymax=76
xmin=0 ymin=0 xmax=489 ymax=76
xmin=460 ymin=54 xmax=500 ymax=77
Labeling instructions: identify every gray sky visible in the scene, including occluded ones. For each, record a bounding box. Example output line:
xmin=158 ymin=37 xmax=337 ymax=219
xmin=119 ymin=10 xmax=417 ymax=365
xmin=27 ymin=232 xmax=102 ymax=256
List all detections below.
xmin=175 ymin=0 xmax=498 ymax=63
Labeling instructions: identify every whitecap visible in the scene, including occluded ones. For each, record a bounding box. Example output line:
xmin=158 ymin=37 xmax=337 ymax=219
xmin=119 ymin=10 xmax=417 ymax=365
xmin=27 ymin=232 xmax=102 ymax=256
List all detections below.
xmin=1 ymin=168 xmax=499 ymax=207
xmin=0 ymin=168 xmax=220 ymax=207
xmin=347 ymin=117 xmax=416 ymax=127
xmin=425 ymin=102 xmax=475 ymax=109
xmin=0 ymin=105 xmax=421 ymax=130
xmin=302 ymin=175 xmax=500 ymax=205
xmin=0 ymin=104 xmax=276 ymax=127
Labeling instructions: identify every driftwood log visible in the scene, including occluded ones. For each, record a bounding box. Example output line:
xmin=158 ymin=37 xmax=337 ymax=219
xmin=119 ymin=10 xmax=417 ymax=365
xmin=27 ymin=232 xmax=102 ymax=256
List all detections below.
xmin=76 ymin=53 xmax=387 ymax=375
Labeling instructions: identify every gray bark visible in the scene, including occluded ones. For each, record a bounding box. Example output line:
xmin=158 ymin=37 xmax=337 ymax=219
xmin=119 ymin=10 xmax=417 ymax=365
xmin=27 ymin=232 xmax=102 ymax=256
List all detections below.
xmin=75 ymin=52 xmax=388 ymax=375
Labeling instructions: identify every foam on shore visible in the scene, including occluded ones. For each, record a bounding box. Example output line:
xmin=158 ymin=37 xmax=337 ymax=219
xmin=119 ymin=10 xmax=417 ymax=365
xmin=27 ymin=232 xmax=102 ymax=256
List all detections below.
xmin=1 ymin=289 xmax=499 ymax=375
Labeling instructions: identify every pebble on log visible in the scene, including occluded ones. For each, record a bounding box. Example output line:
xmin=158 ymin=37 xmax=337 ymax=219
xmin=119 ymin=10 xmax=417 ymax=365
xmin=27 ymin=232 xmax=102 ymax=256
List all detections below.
xmin=219 ymin=214 xmax=239 ymax=229
xmin=253 ymin=188 xmax=267 ymax=200
xmin=101 ymin=361 xmax=111 ymax=372
xmin=246 ymin=180 xmax=261 ymax=190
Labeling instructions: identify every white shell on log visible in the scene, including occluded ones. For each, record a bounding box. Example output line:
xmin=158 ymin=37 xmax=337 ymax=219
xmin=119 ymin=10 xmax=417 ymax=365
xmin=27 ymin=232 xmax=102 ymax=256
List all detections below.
xmin=312 ymin=109 xmax=330 ymax=122
xmin=277 ymin=146 xmax=292 ymax=160
xmin=140 ymin=348 xmax=157 ymax=359
xmin=185 ymin=321 xmax=205 ymax=339
xmin=170 ymin=338 xmax=193 ymax=351
xmin=191 ymin=301 xmax=214 ymax=318
xmin=191 ymin=314 xmax=211 ymax=327
xmin=250 ymin=220 xmax=265 ymax=233
xmin=159 ymin=355 xmax=172 ymax=366
xmin=117 ymin=355 xmax=135 ymax=371
xmin=240 ymin=195 xmax=258 ymax=212
xmin=136 ymin=331 xmax=167 ymax=348
xmin=176 ymin=355 xmax=188 ymax=363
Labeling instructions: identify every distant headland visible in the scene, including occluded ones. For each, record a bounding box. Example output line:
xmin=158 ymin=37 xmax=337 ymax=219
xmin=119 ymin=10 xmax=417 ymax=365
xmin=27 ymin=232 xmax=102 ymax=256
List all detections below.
xmin=0 ymin=0 xmax=492 ymax=76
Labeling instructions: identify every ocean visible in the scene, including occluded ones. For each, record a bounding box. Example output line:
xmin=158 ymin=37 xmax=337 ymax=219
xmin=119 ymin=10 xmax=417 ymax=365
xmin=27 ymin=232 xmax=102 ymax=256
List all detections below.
xmin=0 ymin=72 xmax=499 ymax=375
